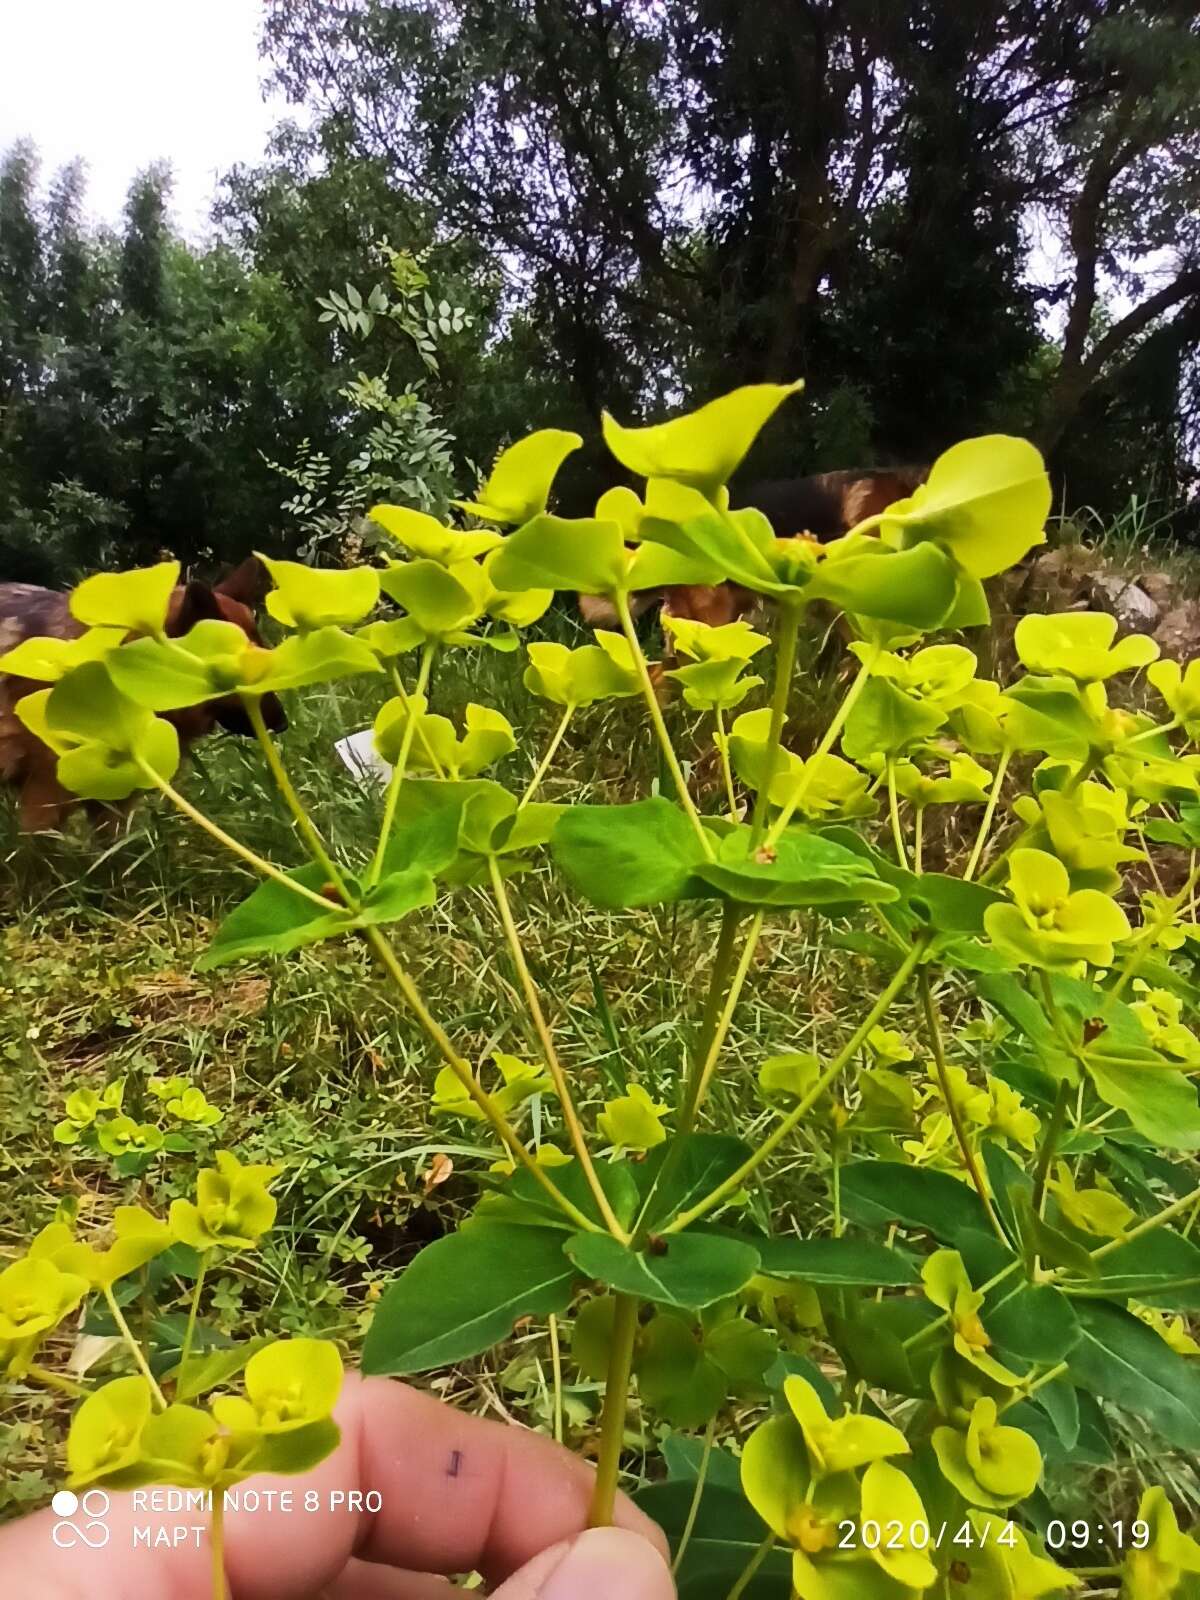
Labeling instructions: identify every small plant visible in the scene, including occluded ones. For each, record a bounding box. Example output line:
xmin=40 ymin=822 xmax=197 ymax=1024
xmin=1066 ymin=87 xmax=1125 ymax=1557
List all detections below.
xmin=7 ymin=383 xmax=1200 ymax=1600
xmin=53 ymin=1073 xmax=222 ymax=1176
xmin=0 ymin=1164 xmax=341 ymax=1596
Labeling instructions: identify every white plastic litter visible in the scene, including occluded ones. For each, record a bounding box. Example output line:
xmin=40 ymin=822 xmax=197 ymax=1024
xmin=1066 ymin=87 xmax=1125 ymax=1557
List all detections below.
xmin=335 ymin=728 xmax=393 ymax=786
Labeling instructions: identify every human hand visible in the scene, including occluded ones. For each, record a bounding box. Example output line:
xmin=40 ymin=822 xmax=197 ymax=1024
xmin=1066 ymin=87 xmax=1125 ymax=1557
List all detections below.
xmin=0 ymin=1373 xmax=675 ymax=1599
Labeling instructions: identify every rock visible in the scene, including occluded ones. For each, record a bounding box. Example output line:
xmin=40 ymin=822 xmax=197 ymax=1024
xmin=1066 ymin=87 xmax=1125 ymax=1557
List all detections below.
xmin=1087 ymin=573 xmax=1160 ymax=631
xmin=1139 ymin=570 xmax=1177 ymax=610
xmin=1154 ymin=601 xmax=1200 ymax=662
xmin=1023 ymin=545 xmax=1105 ymax=612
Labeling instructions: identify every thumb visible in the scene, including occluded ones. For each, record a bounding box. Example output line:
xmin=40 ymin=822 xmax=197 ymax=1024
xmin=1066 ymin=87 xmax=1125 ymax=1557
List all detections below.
xmin=491 ymin=1527 xmax=676 ymax=1600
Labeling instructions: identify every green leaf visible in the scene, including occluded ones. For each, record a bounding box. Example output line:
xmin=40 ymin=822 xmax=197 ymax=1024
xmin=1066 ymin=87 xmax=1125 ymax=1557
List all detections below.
xmin=198 ymin=867 xmax=345 ymax=969
xmin=985 ymin=1283 xmax=1079 ymax=1364
xmin=660 ymin=1433 xmax=743 ymax=1490
xmin=1069 ymin=1301 xmax=1200 ymax=1451
xmin=634 ymin=1135 xmax=755 ymax=1231
xmin=877 ymin=435 xmax=1050 ymax=578
xmin=198 ymin=864 xmax=435 ymax=969
xmin=634 ymin=1480 xmax=792 ymax=1597
xmin=70 ymin=561 xmax=179 ymax=634
xmin=259 ymin=555 xmax=380 ymax=629
xmin=483 ymin=1157 xmax=641 ymax=1234
xmin=1085 ymin=1055 xmax=1200 ymax=1151
xmin=829 ymin=1298 xmax=939 ymax=1397
xmin=694 ymin=826 xmax=898 ymax=910
xmin=640 ymin=500 xmax=779 ymax=593
xmin=820 ymin=827 xmax=1004 ymax=935
xmin=566 ymin=1231 xmax=759 ymax=1309
xmin=1002 ymin=676 xmax=1098 ymax=763
xmin=362 ymin=1222 xmax=576 ymax=1375
xmin=808 ymin=542 xmax=960 ymax=630
xmin=839 ymin=1161 xmax=990 ymax=1240
xmin=0 ymin=625 xmax=126 ymax=681
xmin=981 ymin=1142 xmax=1033 ymax=1242
xmin=552 ymin=798 xmax=708 ymax=908
xmin=170 ymin=1337 xmax=274 ymax=1402
xmin=841 ymin=678 xmax=946 ymax=761
xmin=259 ymin=627 xmax=383 ymax=692
xmin=637 ymin=1314 xmax=728 ymax=1427
xmin=58 ymin=722 xmax=180 ymax=802
xmin=1085 ymin=1230 xmax=1200 ymax=1308
xmin=368 ymin=503 xmax=503 ymax=564
xmin=751 ymin=1236 xmax=918 ymax=1287
xmin=378 ymin=559 xmax=483 ymax=634
xmin=489 ymin=514 xmax=628 ymax=595
xmin=455 ymin=428 xmax=582 ymax=524
xmin=602 ymin=382 xmax=803 ymax=495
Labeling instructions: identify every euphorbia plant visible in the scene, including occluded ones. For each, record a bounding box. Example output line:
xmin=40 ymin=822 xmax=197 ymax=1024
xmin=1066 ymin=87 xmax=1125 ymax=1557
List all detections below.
xmin=8 ymin=382 xmax=1200 ymax=1600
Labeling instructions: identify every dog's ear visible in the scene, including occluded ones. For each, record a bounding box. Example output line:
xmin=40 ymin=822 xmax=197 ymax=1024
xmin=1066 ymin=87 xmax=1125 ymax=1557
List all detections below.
xmin=169 ymin=581 xmax=224 ymax=636
xmin=214 ymin=555 xmax=271 ymax=609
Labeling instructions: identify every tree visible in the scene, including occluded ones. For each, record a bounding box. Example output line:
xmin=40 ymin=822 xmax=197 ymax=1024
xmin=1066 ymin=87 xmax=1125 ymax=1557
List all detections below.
xmin=1031 ymin=4 xmax=1200 ymax=455
xmin=258 ymin=0 xmax=1199 ymax=513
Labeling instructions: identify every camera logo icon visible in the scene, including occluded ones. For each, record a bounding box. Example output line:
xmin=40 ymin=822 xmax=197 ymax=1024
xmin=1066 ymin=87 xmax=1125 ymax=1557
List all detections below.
xmin=51 ymin=1488 xmax=111 ymax=1549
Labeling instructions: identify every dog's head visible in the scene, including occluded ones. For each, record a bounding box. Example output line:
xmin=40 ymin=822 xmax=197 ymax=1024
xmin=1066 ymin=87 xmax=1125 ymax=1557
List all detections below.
xmin=165 ymin=557 xmax=287 ymax=739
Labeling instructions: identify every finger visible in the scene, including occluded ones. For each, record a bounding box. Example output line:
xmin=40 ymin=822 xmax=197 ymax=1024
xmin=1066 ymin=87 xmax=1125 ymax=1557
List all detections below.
xmin=321 ymin=1559 xmax=454 ymax=1600
xmin=490 ymin=1529 xmax=675 ymax=1600
xmin=2 ymin=1373 xmax=667 ymax=1599
xmin=346 ymin=1378 xmax=667 ymax=1581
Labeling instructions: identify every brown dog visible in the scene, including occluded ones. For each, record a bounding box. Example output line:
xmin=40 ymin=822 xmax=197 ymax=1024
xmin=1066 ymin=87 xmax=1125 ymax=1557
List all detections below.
xmin=580 ymin=466 xmax=928 ymax=635
xmin=0 ymin=557 xmax=285 ymax=831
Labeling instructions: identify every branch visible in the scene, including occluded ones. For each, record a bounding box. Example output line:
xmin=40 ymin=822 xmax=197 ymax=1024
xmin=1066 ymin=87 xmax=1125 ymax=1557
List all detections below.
xmin=1080 ymin=266 xmax=1200 ymax=384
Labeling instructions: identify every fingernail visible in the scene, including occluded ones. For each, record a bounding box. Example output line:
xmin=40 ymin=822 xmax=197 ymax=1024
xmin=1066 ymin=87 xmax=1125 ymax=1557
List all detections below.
xmin=538 ymin=1527 xmax=674 ymax=1599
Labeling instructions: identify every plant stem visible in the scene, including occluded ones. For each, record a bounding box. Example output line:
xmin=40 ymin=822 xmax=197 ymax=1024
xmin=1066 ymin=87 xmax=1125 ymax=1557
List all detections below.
xmin=726 ymin=1532 xmax=777 ymax=1600
xmin=616 ymin=593 xmax=714 ymax=858
xmin=24 ymin=1363 xmax=86 ymax=1398
xmin=521 ymin=704 xmax=575 ymax=807
xmin=672 ymin=1417 xmax=717 ymax=1577
xmin=751 ymin=604 xmax=800 ymax=845
xmin=664 ymin=936 xmax=930 ymax=1233
xmin=903 ymin=1258 xmax=1023 ymax=1350
xmin=977 ymin=760 xmax=1095 ymax=886
xmin=178 ymin=1254 xmax=209 ymax=1381
xmin=389 ymin=663 xmax=446 ymax=776
xmin=714 ymin=705 xmax=740 ymax=821
xmin=368 ymin=642 xmax=434 ymax=887
xmin=588 ymin=1293 xmax=639 ymax=1528
xmin=140 ymin=765 xmax=342 ymax=914
xmin=762 ymin=648 xmax=878 ymax=850
xmin=548 ymin=1314 xmax=564 ymax=1445
xmin=689 ymin=910 xmax=765 ymax=1115
xmin=1104 ymin=859 xmax=1200 ymax=1009
xmin=1087 ymin=1181 xmax=1200 ymax=1263
xmin=1032 ymin=1078 xmax=1072 ymax=1219
xmin=363 ymin=926 xmax=600 ymax=1233
xmin=963 ymin=745 xmax=1012 ymax=881
xmin=678 ymin=904 xmax=749 ymax=1142
xmin=886 ymin=759 xmax=910 ymax=867
xmin=914 ymin=805 xmax=925 ymax=873
xmin=246 ymin=699 xmax=348 ymax=896
xmin=632 ymin=904 xmax=754 ymax=1241
xmin=920 ymin=971 xmax=1007 ymax=1244
xmin=104 ymin=1283 xmax=167 ymax=1410
xmin=1016 ymin=1359 xmax=1070 ymax=1403
xmin=487 ymin=855 xmax=627 ymax=1239
xmin=210 ymin=1492 xmax=227 ymax=1600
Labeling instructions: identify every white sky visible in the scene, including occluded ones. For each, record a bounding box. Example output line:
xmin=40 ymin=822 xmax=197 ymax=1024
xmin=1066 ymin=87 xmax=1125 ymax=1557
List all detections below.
xmin=0 ymin=0 xmax=284 ymax=236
